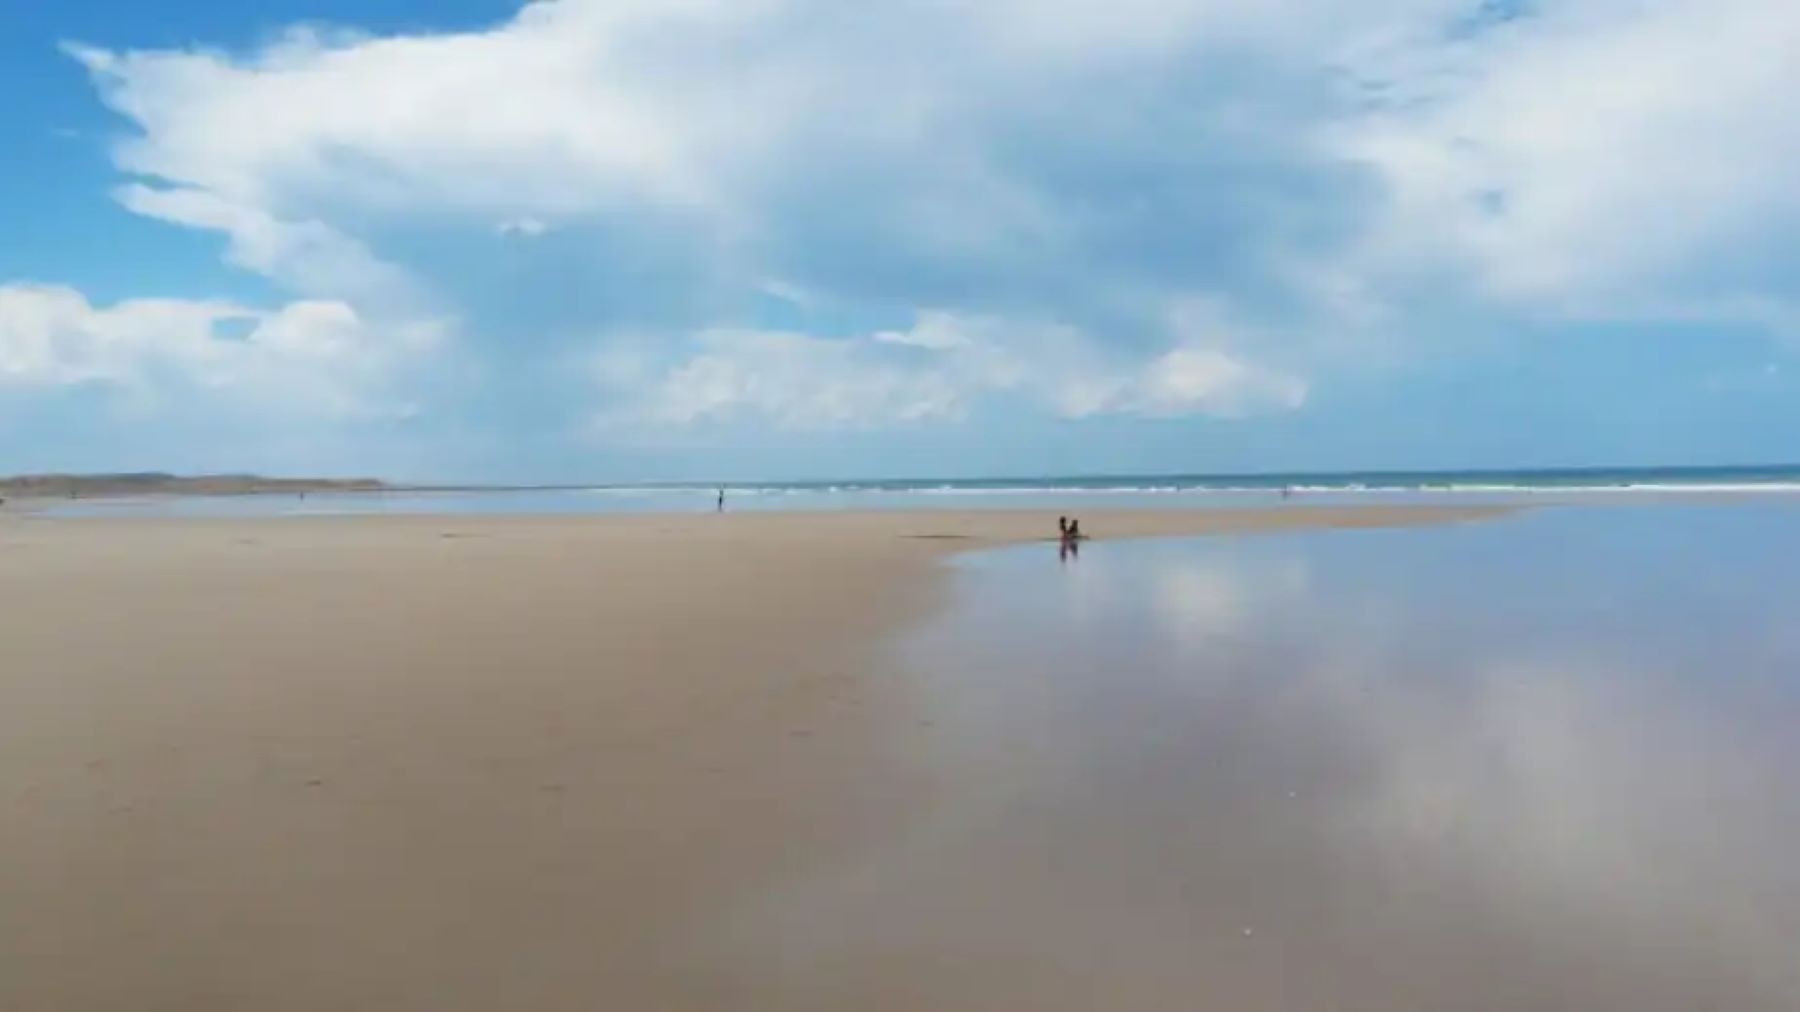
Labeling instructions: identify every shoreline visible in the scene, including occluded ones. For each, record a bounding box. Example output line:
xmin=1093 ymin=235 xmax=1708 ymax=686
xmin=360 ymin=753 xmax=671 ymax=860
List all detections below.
xmin=0 ymin=505 xmax=1509 ymax=1010
xmin=0 ymin=500 xmax=1514 ymax=528
xmin=10 ymin=481 xmax=1798 ymax=522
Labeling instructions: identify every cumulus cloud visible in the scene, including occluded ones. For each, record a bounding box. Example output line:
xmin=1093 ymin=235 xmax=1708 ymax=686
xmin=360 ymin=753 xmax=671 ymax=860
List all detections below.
xmin=0 ymin=283 xmax=435 ymax=417
xmin=1333 ymin=0 xmax=1800 ymax=308
xmin=596 ymin=308 xmax=1304 ymax=430
xmin=47 ymin=0 xmax=1800 ymax=453
xmin=65 ymin=0 xmax=1359 ymax=433
xmin=601 ymin=328 xmax=964 ymax=430
xmin=1093 ymin=347 xmax=1308 ymax=418
xmin=114 ymin=184 xmax=422 ymax=308
xmin=497 ymin=217 xmax=551 ymax=238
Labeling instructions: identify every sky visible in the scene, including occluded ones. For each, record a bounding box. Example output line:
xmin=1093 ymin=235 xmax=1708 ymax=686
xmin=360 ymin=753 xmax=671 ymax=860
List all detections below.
xmin=2 ymin=0 xmax=1798 ymax=482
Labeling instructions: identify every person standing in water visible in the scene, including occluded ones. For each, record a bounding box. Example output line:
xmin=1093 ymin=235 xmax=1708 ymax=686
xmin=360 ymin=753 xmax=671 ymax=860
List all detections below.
xmin=717 ymin=487 xmax=726 ymax=512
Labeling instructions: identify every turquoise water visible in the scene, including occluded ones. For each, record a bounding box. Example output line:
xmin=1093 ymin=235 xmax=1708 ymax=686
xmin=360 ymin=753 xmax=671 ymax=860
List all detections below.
xmin=712 ymin=505 xmax=1800 ymax=1009
xmin=38 ymin=463 xmax=1800 ymax=517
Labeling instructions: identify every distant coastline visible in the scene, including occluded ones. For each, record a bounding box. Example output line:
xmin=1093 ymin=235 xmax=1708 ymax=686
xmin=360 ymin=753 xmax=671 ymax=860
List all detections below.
xmin=9 ymin=462 xmax=1800 ymax=506
xmin=0 ymin=473 xmax=393 ymax=499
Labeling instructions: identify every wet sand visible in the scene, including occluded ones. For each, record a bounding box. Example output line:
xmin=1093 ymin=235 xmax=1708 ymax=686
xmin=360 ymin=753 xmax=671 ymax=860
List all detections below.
xmin=0 ymin=505 xmax=1498 ymax=1011
xmin=715 ymin=509 xmax=1800 ymax=1010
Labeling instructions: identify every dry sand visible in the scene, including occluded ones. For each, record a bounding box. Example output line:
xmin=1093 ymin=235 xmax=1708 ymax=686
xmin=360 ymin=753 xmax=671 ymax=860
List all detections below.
xmin=0 ymin=506 xmax=1502 ymax=1011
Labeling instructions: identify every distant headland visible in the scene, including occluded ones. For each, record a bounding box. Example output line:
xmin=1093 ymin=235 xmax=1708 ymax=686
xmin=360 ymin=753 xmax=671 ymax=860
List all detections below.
xmin=0 ymin=473 xmax=393 ymax=498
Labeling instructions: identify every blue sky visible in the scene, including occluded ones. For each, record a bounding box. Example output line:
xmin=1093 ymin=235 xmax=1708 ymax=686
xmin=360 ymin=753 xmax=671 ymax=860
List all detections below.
xmin=2 ymin=0 xmax=1798 ymax=481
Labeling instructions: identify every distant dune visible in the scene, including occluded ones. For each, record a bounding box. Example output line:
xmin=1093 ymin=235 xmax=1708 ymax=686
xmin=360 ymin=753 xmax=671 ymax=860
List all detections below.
xmin=0 ymin=473 xmax=391 ymax=498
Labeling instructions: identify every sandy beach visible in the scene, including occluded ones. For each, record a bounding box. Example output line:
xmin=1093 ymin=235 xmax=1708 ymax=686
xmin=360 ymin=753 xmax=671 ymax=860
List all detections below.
xmin=0 ymin=505 xmax=1511 ymax=1011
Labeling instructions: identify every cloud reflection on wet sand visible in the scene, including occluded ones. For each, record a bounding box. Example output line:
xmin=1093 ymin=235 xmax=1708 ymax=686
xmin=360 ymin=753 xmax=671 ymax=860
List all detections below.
xmin=709 ymin=509 xmax=1800 ymax=1010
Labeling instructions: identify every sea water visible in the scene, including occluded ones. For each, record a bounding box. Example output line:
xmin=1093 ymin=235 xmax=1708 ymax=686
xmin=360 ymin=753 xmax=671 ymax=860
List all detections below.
xmin=37 ymin=463 xmax=1800 ymax=517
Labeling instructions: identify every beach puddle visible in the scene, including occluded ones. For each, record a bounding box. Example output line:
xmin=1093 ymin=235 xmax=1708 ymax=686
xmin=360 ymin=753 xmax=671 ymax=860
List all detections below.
xmin=707 ymin=506 xmax=1800 ymax=1010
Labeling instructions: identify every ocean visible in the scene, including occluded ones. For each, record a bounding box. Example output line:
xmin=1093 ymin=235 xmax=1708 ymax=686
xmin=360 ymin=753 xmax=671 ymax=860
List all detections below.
xmin=35 ymin=463 xmax=1800 ymax=517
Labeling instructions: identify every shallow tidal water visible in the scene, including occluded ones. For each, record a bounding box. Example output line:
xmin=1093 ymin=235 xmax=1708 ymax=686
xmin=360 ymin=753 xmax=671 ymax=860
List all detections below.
xmin=709 ymin=506 xmax=1800 ymax=1010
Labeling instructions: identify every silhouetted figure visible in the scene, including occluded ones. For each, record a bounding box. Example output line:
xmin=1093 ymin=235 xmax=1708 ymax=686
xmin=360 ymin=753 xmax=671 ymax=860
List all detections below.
xmin=717 ymin=487 xmax=726 ymax=513
xmin=1060 ymin=516 xmax=1082 ymax=562
xmin=1058 ymin=516 xmax=1069 ymax=539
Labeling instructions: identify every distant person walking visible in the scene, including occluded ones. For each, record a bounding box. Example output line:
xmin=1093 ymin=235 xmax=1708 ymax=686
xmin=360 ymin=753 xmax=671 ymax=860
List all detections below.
xmin=717 ymin=487 xmax=726 ymax=513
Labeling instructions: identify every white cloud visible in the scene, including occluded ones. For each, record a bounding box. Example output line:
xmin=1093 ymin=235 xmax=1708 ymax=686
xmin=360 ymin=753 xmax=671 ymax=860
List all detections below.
xmin=1334 ymin=0 xmax=1800 ymax=306
xmin=611 ymin=328 xmax=965 ymax=430
xmin=1038 ymin=347 xmax=1307 ymax=420
xmin=497 ymin=217 xmax=550 ymax=238
xmin=872 ymin=315 xmax=971 ymax=352
xmin=114 ymin=184 xmax=421 ymax=307
xmin=56 ymin=0 xmax=1800 ymax=447
xmin=50 ymin=0 xmax=1488 ymax=278
xmin=1062 ymin=298 xmax=1309 ymax=417
xmin=66 ymin=6 xmax=723 ymax=223
xmin=0 ymin=283 xmax=436 ymax=417
xmin=64 ymin=0 xmax=1411 ymax=316
xmin=598 ymin=308 xmax=1305 ymax=431
xmin=1112 ymin=347 xmax=1307 ymax=418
